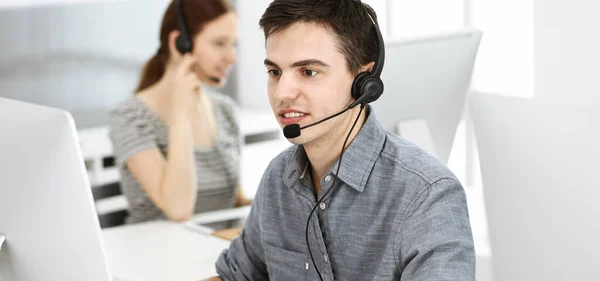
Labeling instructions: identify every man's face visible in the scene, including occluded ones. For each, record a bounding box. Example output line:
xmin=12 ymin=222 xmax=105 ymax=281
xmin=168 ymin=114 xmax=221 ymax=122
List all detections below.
xmin=265 ymin=22 xmax=356 ymax=146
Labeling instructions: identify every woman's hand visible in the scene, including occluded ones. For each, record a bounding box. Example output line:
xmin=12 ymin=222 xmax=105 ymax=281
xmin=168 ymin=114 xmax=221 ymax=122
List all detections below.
xmin=171 ymin=54 xmax=203 ymax=119
xmin=169 ymin=54 xmax=217 ymax=148
xmin=234 ymin=187 xmax=253 ymax=207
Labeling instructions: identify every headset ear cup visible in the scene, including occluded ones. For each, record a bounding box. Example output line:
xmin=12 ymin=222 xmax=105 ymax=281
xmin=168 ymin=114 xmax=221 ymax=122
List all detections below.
xmin=360 ymin=76 xmax=384 ymax=103
xmin=176 ymin=34 xmax=192 ymax=54
xmin=351 ymin=72 xmax=370 ymax=101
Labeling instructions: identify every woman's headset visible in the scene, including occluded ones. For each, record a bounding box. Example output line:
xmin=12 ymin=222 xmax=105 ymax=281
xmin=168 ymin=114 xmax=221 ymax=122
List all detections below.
xmin=175 ymin=0 xmax=193 ymax=54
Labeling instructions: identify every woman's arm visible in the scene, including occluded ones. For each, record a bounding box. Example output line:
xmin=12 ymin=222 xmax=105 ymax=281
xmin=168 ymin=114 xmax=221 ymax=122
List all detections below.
xmin=125 ymin=55 xmax=203 ymax=221
xmin=126 ymin=114 xmax=197 ymax=221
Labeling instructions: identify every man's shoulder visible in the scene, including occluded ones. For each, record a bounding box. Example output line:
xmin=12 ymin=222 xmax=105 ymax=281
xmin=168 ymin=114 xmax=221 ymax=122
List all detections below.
xmin=381 ymin=132 xmax=458 ymax=186
xmin=253 ymin=144 xmax=297 ymax=197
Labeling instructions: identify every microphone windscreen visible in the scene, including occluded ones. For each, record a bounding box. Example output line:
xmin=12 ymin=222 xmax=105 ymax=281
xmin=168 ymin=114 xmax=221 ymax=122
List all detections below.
xmin=283 ymin=124 xmax=301 ymax=138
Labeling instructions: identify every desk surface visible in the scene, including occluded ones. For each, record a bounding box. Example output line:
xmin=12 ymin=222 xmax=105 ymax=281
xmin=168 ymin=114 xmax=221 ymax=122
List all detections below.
xmin=101 ymin=207 xmax=251 ymax=281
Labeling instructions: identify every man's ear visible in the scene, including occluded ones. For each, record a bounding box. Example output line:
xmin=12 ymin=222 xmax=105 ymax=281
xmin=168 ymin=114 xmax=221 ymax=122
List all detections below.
xmin=168 ymin=30 xmax=182 ymax=58
xmin=361 ymin=61 xmax=376 ymax=73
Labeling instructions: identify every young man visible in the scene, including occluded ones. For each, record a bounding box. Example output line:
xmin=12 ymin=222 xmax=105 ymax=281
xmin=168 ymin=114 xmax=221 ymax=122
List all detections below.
xmin=204 ymin=1 xmax=475 ymax=280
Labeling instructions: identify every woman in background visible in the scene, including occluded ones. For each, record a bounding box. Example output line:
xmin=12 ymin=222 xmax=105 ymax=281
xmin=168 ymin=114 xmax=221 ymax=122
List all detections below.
xmin=109 ymin=0 xmax=250 ymax=224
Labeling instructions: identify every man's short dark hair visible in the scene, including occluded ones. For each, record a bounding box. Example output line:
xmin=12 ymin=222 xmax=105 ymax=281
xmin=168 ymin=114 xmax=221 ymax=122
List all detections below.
xmin=259 ymin=0 xmax=380 ymax=76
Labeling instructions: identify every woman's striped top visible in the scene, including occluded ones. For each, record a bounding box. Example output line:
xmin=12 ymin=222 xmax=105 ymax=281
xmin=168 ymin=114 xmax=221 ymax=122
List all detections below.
xmin=108 ymin=92 xmax=241 ymax=224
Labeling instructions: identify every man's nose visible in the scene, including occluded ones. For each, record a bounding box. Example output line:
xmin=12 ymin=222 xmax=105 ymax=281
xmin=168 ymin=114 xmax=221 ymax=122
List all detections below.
xmin=273 ymin=72 xmax=300 ymax=101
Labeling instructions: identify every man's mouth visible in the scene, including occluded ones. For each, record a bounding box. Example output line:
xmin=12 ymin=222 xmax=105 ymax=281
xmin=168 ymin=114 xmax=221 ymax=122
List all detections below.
xmin=282 ymin=112 xmax=306 ymax=118
xmin=279 ymin=111 xmax=309 ymax=125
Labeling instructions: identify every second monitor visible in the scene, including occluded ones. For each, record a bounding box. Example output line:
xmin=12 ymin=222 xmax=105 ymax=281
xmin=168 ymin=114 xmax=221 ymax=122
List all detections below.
xmin=373 ymin=28 xmax=482 ymax=164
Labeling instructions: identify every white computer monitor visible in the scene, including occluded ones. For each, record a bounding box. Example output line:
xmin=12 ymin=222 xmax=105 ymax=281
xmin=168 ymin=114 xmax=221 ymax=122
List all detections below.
xmin=0 ymin=98 xmax=112 ymax=281
xmin=469 ymin=92 xmax=600 ymax=281
xmin=372 ymin=28 xmax=482 ymax=164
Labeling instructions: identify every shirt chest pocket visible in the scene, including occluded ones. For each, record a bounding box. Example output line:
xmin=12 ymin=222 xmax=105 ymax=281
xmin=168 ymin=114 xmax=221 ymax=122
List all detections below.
xmin=265 ymin=242 xmax=307 ymax=281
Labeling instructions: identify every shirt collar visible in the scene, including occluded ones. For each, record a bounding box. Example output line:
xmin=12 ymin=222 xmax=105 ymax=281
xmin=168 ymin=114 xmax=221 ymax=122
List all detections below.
xmin=282 ymin=106 xmax=387 ymax=192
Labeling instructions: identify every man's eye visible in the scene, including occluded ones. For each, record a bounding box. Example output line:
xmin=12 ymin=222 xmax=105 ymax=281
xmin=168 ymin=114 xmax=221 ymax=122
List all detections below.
xmin=303 ymin=70 xmax=318 ymax=77
xmin=267 ymin=69 xmax=281 ymax=77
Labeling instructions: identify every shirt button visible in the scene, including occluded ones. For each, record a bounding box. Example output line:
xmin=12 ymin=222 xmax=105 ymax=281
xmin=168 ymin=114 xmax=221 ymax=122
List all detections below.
xmin=319 ymin=202 xmax=326 ymax=210
xmin=324 ymin=254 xmax=329 ymax=263
xmin=324 ymin=174 xmax=332 ymax=182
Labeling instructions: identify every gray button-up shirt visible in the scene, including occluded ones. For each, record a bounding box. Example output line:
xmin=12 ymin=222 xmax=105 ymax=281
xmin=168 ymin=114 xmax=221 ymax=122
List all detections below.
xmin=216 ymin=107 xmax=475 ymax=280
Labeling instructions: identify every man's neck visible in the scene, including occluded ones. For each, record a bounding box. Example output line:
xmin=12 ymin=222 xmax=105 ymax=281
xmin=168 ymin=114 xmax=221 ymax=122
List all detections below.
xmin=306 ymin=107 xmax=367 ymax=196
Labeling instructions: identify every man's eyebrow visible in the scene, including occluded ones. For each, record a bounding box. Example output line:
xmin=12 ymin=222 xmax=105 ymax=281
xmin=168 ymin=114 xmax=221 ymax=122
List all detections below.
xmin=264 ymin=59 xmax=279 ymax=68
xmin=290 ymin=59 xmax=329 ymax=68
xmin=263 ymin=59 xmax=329 ymax=68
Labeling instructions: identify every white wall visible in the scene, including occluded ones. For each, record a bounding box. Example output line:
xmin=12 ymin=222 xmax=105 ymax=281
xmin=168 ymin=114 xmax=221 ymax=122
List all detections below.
xmin=0 ymin=0 xmax=170 ymax=128
xmin=234 ymin=0 xmax=271 ymax=110
xmin=0 ymin=0 xmax=170 ymax=62
xmin=535 ymin=0 xmax=600 ymax=105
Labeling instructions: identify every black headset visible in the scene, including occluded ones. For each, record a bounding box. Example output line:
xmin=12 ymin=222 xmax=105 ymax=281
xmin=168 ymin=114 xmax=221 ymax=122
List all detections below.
xmin=175 ymin=0 xmax=193 ymax=54
xmin=348 ymin=11 xmax=385 ymax=108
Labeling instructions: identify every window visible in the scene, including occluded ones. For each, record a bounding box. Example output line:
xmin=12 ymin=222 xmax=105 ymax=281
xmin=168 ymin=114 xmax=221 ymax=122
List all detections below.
xmin=470 ymin=0 xmax=535 ymax=98
xmin=362 ymin=0 xmax=388 ymax=36
xmin=389 ymin=0 xmax=465 ymax=38
xmin=364 ymin=0 xmax=465 ymax=38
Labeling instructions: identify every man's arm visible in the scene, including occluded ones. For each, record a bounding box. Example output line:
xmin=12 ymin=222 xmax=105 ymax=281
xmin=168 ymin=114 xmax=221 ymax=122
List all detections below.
xmin=396 ymin=177 xmax=476 ymax=280
xmin=209 ymin=173 xmax=270 ymax=281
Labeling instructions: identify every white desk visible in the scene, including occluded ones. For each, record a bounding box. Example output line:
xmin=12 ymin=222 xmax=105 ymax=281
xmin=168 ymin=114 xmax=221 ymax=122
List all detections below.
xmin=102 ymin=218 xmax=238 ymax=281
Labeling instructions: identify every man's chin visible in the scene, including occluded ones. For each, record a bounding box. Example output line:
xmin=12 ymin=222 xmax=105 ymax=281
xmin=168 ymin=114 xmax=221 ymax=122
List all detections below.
xmin=285 ymin=135 xmax=307 ymax=146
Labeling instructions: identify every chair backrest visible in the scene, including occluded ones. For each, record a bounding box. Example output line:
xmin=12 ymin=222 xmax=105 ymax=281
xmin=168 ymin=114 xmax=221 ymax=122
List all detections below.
xmin=91 ymin=181 xmax=128 ymax=228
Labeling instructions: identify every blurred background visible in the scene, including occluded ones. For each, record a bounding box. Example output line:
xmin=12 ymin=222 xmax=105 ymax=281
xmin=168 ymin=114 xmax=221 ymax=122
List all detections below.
xmin=1 ymin=0 xmax=598 ymax=281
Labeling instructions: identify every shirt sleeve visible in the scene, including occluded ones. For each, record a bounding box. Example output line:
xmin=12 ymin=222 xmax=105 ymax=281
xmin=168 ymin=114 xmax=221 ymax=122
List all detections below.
xmin=396 ymin=177 xmax=476 ymax=280
xmin=215 ymin=173 xmax=269 ymax=281
xmin=108 ymin=108 xmax=157 ymax=169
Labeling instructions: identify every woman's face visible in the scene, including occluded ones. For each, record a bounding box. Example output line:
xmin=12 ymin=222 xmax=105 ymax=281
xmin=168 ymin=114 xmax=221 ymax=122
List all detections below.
xmin=191 ymin=11 xmax=238 ymax=87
